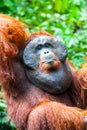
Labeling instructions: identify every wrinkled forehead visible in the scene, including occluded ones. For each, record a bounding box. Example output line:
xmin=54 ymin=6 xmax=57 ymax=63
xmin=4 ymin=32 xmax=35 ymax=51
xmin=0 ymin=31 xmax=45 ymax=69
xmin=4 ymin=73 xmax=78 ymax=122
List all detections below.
xmin=28 ymin=35 xmax=58 ymax=46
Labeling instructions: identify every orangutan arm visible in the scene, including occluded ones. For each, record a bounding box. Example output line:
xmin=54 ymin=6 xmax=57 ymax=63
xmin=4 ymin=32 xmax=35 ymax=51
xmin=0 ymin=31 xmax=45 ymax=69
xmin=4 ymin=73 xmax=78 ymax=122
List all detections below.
xmin=27 ymin=101 xmax=84 ymax=130
xmin=78 ymin=67 xmax=87 ymax=109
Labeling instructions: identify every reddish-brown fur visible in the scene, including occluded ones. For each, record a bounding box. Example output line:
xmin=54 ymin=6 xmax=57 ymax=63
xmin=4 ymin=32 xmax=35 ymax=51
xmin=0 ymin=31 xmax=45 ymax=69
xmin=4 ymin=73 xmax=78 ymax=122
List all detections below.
xmin=0 ymin=14 xmax=87 ymax=130
xmin=39 ymin=55 xmax=60 ymax=73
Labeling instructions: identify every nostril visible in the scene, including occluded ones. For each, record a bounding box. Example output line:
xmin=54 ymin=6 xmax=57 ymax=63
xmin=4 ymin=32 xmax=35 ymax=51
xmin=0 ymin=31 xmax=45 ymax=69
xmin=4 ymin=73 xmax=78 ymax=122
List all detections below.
xmin=44 ymin=51 xmax=49 ymax=54
xmin=44 ymin=52 xmax=46 ymax=54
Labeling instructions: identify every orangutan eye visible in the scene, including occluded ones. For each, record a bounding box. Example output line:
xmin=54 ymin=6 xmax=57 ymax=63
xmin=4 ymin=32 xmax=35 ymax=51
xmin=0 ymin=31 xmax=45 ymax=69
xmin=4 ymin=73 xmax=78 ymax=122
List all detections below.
xmin=36 ymin=44 xmax=43 ymax=50
xmin=45 ymin=43 xmax=53 ymax=48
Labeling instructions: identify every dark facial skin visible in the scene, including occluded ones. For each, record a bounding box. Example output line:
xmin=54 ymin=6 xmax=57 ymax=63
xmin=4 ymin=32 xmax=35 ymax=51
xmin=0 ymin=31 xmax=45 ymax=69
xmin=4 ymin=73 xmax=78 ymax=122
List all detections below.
xmin=23 ymin=35 xmax=72 ymax=94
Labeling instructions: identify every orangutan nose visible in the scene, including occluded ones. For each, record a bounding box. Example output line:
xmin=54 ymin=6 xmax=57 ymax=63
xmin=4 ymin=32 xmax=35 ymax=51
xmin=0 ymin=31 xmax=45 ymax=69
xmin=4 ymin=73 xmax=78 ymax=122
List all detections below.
xmin=41 ymin=49 xmax=55 ymax=63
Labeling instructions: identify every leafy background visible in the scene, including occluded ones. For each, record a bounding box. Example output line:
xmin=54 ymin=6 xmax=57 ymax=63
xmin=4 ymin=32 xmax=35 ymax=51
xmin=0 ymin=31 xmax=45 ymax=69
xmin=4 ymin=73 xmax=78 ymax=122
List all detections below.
xmin=0 ymin=0 xmax=87 ymax=129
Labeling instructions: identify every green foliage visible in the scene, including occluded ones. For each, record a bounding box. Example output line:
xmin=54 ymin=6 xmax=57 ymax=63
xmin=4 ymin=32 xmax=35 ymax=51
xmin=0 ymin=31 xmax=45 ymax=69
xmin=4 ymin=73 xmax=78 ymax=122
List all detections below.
xmin=0 ymin=0 xmax=87 ymax=129
xmin=0 ymin=99 xmax=16 ymax=130
xmin=54 ymin=0 xmax=68 ymax=13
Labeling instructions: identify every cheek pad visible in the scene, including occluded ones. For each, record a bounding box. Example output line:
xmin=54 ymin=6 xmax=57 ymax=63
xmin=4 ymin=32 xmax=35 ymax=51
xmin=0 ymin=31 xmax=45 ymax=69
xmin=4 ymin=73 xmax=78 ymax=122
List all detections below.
xmin=55 ymin=43 xmax=68 ymax=61
xmin=23 ymin=45 xmax=38 ymax=68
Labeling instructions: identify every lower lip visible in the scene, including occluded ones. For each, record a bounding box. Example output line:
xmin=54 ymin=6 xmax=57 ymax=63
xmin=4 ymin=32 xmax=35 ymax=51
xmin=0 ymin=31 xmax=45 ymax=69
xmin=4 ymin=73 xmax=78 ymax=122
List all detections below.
xmin=43 ymin=59 xmax=56 ymax=63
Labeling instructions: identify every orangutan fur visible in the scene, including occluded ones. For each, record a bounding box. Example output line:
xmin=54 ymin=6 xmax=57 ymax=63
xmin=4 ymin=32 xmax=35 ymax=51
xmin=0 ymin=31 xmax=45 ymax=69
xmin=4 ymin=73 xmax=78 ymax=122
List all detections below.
xmin=0 ymin=14 xmax=87 ymax=130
